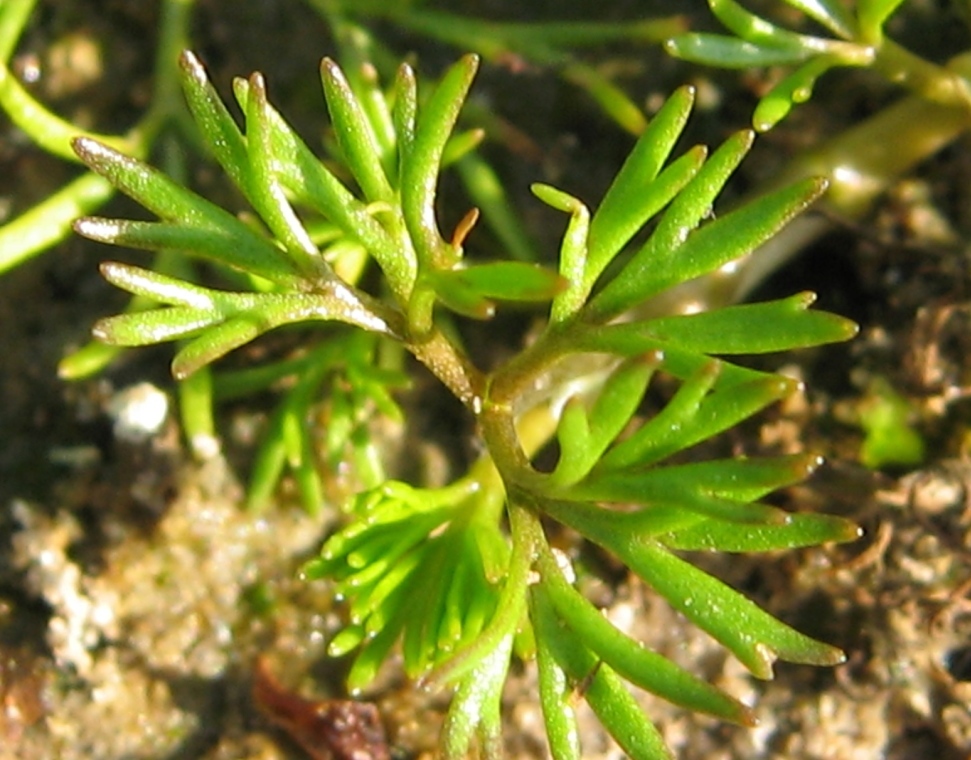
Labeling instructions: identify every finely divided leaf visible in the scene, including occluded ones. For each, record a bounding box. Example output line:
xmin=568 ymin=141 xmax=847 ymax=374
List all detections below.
xmin=621 ymin=539 xmax=846 ymax=679
xmin=401 ymin=54 xmax=480 ymax=269
xmin=662 ymin=511 xmax=862 ymax=552
xmin=587 ymin=86 xmax=697 ymax=279
xmin=551 ymin=397 xmax=593 ymax=486
xmin=244 ymin=73 xmax=323 ymax=278
xmin=589 ymin=176 xmax=827 ymax=320
xmin=320 ymin=57 xmax=394 ymax=203
xmin=99 ymin=261 xmax=216 ymax=309
xmin=708 ymin=0 xmax=815 ymax=49
xmin=540 ymin=565 xmax=756 ymax=725
xmin=179 ymin=51 xmax=250 ymax=191
xmin=441 ymin=262 xmax=567 ymax=302
xmin=75 ymin=217 xmax=297 ymax=285
xmin=753 ymin=56 xmax=843 ymax=131
xmin=588 ymin=130 xmax=756 ymax=320
xmin=636 ymin=292 xmax=859 ymax=354
xmin=602 ymin=366 xmax=797 ymax=470
xmin=72 ymin=139 xmax=300 ymax=285
xmin=94 ymin=308 xmax=220 ymax=346
xmin=531 ymin=586 xmax=674 ymax=760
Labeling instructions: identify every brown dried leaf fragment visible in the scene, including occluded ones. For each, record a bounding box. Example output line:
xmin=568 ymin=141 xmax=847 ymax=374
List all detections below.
xmin=253 ymin=656 xmax=390 ymax=760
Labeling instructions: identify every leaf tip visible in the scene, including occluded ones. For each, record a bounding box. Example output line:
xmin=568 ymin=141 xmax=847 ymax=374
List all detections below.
xmin=179 ymin=49 xmax=206 ymax=81
xmin=843 ymin=316 xmax=861 ymax=340
xmin=732 ymin=128 xmax=756 ymax=153
xmin=91 ymin=318 xmax=115 ymax=344
xmin=71 ymin=136 xmax=102 ymax=163
xmin=396 ymin=60 xmax=416 ymax=83
xmin=72 ymin=136 xmax=132 ymax=176
xmin=827 ymin=647 xmax=848 ymax=666
xmin=170 ymin=359 xmax=194 ymax=382
xmin=640 ymin=348 xmax=665 ymax=367
xmin=320 ymin=56 xmax=349 ymax=92
xmin=248 ymin=70 xmax=267 ymax=97
xmin=530 ymin=183 xmax=584 ymax=214
xmin=737 ymin=703 xmax=759 ymax=728
xmin=803 ymin=452 xmax=825 ymax=476
xmin=74 ymin=216 xmax=119 ymax=243
xmin=98 ymin=260 xmax=124 ymax=283
xmin=461 ymin=52 xmax=481 ymax=74
xmin=674 ymin=82 xmax=697 ymax=104
xmin=661 ymin=37 xmax=681 ymax=57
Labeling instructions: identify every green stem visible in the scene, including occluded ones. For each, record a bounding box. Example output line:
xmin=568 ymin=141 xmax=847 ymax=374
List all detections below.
xmin=0 ymin=0 xmax=197 ymax=275
xmin=179 ymin=366 xmax=217 ymax=460
xmin=0 ymin=62 xmax=140 ymax=161
xmin=0 ymin=0 xmax=36 ymax=62
xmin=0 ymin=0 xmax=195 ymax=160
xmin=793 ymin=53 xmax=971 ymax=217
xmin=407 ymin=327 xmax=485 ymax=411
xmin=440 ymin=633 xmax=513 ymax=760
xmin=873 ymin=38 xmax=971 ymax=114
xmin=144 ymin=0 xmax=197 ymax=133
xmin=0 ymin=173 xmax=115 ymax=275
xmin=486 ymin=323 xmax=588 ymax=410
xmin=645 ymin=50 xmax=971 ymax=313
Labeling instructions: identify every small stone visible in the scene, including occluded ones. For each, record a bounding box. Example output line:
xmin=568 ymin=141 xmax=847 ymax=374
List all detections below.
xmin=107 ymin=383 xmax=169 ymax=442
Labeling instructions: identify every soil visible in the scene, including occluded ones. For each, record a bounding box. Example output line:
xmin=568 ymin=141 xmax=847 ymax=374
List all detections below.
xmin=2 ymin=1 xmax=971 ymax=759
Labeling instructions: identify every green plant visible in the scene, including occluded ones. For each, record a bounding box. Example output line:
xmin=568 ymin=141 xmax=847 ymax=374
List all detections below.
xmin=0 ymin=0 xmax=690 ymax=479
xmin=0 ymin=0 xmax=195 ymax=275
xmin=70 ymin=42 xmax=863 ymax=759
xmin=667 ymin=0 xmax=971 ymax=131
xmin=310 ymin=1 xmax=688 ymax=135
xmin=0 ymin=0 xmax=230 ymax=461
xmin=5 ymin=0 xmax=969 ymax=489
xmin=655 ymin=0 xmax=971 ymax=315
xmin=854 ymin=377 xmax=927 ymax=469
